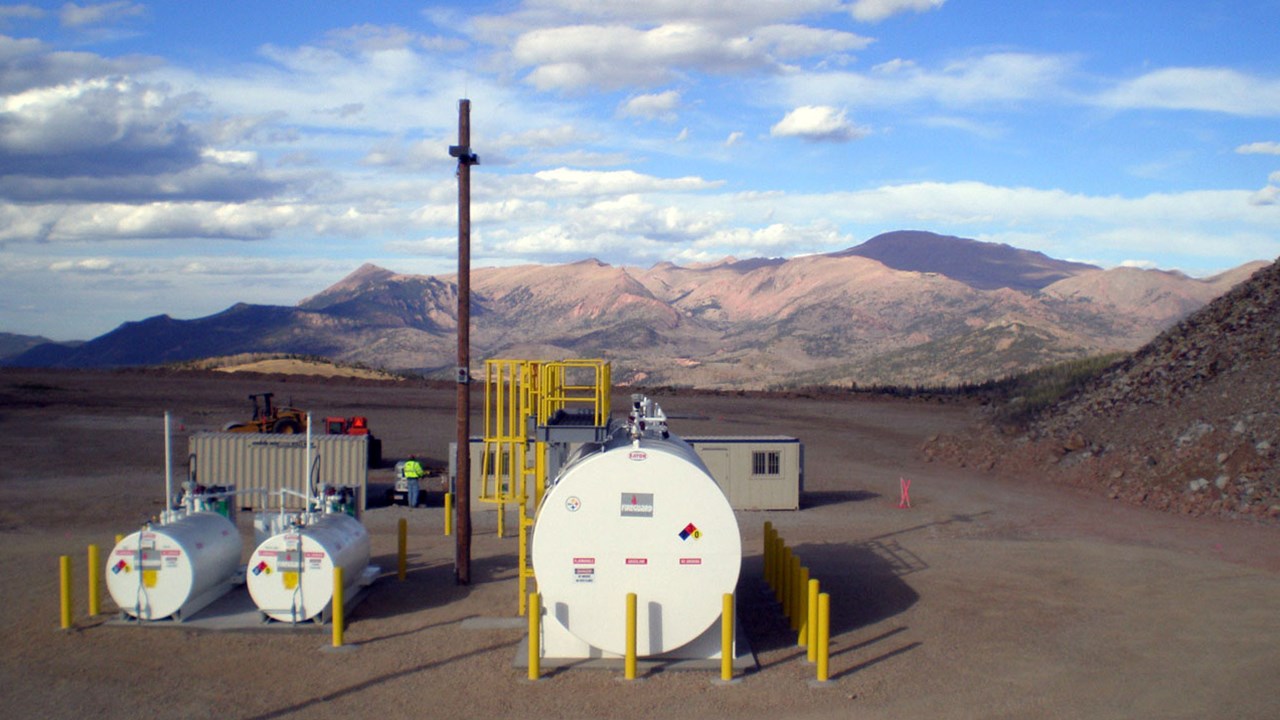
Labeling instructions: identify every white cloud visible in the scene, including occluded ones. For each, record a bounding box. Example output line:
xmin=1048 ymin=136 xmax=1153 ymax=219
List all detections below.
xmin=774 ymin=52 xmax=1075 ymax=109
xmin=492 ymin=124 xmax=586 ymax=150
xmin=619 ymin=90 xmax=681 ymax=121
xmin=724 ymin=131 xmax=743 ymax=147
xmin=749 ymin=23 xmax=873 ymax=59
xmin=0 ymin=5 xmax=44 ymax=25
xmin=770 ymin=105 xmax=866 ymax=142
xmin=0 ymin=35 xmax=157 ymax=93
xmin=1097 ymin=67 xmax=1280 ymax=117
xmin=919 ymin=115 xmax=1004 ymax=139
xmin=201 ymin=148 xmax=258 ymax=165
xmin=1118 ymin=259 xmax=1158 ymax=269
xmin=695 ymin=221 xmax=849 ymax=254
xmin=1251 ymin=181 xmax=1279 ymax=207
xmin=49 ymin=257 xmax=114 ymax=273
xmin=0 ymin=72 xmax=293 ymax=203
xmin=1236 ymin=141 xmax=1280 ymax=155
xmin=514 ymin=23 xmax=750 ymax=90
xmin=1250 ymin=189 xmax=1278 ymax=206
xmin=0 ymin=200 xmax=394 ymax=244
xmin=506 ymin=15 xmax=870 ymax=91
xmin=533 ymin=149 xmax=631 ymax=168
xmin=526 ymin=167 xmax=721 ymax=197
xmin=0 ymin=75 xmax=194 ymax=170
xmin=156 ymin=34 xmax=489 ymax=138
xmin=850 ymin=0 xmax=946 ymax=23
xmin=483 ymin=1 xmax=848 ymax=34
xmin=361 ymin=137 xmax=452 ymax=171
xmin=59 ymin=1 xmax=144 ymax=28
xmin=411 ymin=197 xmax=551 ymax=227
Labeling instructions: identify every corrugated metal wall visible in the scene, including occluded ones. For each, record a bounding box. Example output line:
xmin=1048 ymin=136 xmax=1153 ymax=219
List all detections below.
xmin=188 ymin=432 xmax=369 ymax=511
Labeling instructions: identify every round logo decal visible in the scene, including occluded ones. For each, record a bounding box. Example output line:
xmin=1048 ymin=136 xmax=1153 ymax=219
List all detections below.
xmin=565 ymin=496 xmax=582 ymax=512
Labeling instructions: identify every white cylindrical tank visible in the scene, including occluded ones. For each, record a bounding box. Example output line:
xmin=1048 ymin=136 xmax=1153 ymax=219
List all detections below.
xmin=105 ymin=512 xmax=242 ymax=621
xmin=532 ymin=433 xmax=742 ymax=657
xmin=246 ymin=512 xmax=370 ymax=623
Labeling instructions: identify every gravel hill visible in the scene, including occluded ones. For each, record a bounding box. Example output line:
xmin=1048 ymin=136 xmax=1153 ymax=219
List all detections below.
xmin=927 ymin=257 xmax=1280 ymax=523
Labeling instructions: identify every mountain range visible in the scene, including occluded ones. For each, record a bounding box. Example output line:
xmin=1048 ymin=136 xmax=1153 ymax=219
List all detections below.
xmin=5 ymin=231 xmax=1268 ymax=389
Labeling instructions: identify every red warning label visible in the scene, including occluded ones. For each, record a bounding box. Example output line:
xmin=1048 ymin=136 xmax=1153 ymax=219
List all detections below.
xmin=573 ymin=557 xmax=595 ymax=565
xmin=679 ymin=558 xmax=702 ymax=565
xmin=625 ymin=558 xmax=648 ymax=565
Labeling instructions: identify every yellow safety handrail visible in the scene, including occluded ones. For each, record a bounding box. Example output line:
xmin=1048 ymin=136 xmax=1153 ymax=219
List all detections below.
xmin=537 ymin=359 xmax=611 ymax=427
xmin=478 ymin=357 xmax=611 ymax=615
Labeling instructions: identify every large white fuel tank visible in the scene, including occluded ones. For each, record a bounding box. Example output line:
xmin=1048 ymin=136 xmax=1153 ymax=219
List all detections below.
xmin=532 ymin=434 xmax=742 ymax=657
xmin=106 ymin=512 xmax=242 ymax=621
xmin=246 ymin=512 xmax=370 ymax=623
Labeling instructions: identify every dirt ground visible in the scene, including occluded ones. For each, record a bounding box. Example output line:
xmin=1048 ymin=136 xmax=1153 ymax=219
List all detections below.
xmin=2 ymin=368 xmax=1277 ymax=719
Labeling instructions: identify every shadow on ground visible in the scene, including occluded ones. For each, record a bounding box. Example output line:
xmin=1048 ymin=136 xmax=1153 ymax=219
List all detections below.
xmin=737 ymin=538 xmax=921 ymax=659
xmin=801 ymin=490 xmax=880 ymax=508
xmin=355 ymin=551 xmax=520 ymax=626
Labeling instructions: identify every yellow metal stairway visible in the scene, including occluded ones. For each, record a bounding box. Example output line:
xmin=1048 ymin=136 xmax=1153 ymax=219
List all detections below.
xmin=478 ymin=358 xmax=611 ymax=615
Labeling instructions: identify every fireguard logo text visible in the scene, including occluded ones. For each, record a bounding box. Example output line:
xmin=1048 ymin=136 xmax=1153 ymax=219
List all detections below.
xmin=620 ymin=492 xmax=654 ymax=518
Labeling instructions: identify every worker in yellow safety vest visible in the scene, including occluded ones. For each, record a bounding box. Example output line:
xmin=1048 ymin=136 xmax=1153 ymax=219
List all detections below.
xmin=403 ymin=455 xmax=425 ymax=479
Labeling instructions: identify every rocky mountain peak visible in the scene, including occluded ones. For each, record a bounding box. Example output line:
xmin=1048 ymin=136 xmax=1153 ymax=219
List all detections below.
xmin=833 ymin=230 xmax=1098 ymax=291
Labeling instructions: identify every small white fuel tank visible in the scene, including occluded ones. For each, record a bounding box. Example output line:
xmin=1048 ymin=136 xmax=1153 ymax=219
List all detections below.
xmin=105 ymin=511 xmax=243 ymax=621
xmin=532 ymin=433 xmax=742 ymax=657
xmin=246 ymin=512 xmax=371 ymax=623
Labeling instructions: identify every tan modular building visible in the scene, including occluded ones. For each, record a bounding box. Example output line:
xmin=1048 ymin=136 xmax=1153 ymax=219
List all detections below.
xmin=685 ymin=436 xmax=803 ymax=511
xmin=459 ymin=435 xmax=802 ymax=511
xmin=188 ymin=432 xmax=369 ymax=512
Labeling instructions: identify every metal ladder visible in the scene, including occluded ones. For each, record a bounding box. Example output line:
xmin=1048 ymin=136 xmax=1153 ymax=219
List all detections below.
xmin=478 ymin=358 xmax=611 ymax=615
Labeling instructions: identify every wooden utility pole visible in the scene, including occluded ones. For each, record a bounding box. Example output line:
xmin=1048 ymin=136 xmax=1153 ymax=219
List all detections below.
xmin=449 ymin=99 xmax=478 ymax=585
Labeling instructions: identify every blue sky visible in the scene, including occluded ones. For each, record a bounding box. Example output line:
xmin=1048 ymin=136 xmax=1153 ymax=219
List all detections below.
xmin=2 ymin=0 xmax=1278 ymax=341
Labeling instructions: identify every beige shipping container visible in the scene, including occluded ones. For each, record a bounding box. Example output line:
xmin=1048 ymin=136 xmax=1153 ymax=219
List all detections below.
xmin=188 ymin=432 xmax=369 ymax=512
xmin=685 ymin=436 xmax=803 ymax=511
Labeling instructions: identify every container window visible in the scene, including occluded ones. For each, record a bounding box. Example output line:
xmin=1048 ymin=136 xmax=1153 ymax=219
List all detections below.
xmin=752 ymin=450 xmax=780 ymax=476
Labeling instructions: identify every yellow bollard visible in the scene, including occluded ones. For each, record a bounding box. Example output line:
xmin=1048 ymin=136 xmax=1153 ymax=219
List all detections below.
xmin=789 ymin=554 xmax=801 ymax=630
xmin=807 ymin=578 xmax=820 ymax=662
xmin=780 ymin=545 xmax=792 ymax=612
xmin=773 ymin=536 xmax=785 ymax=599
xmin=59 ymin=555 xmax=72 ymax=630
xmin=762 ymin=521 xmax=774 ymax=588
xmin=87 ymin=544 xmax=101 ymax=617
xmin=797 ymin=566 xmax=810 ymax=646
xmin=721 ymin=593 xmax=734 ymax=682
xmin=397 ymin=517 xmax=407 ymax=581
xmin=817 ymin=592 xmax=831 ymax=682
xmin=443 ymin=492 xmax=453 ymax=537
xmin=331 ymin=566 xmax=344 ymax=648
xmin=625 ymin=592 xmax=638 ymax=680
xmin=528 ymin=592 xmax=541 ymax=681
